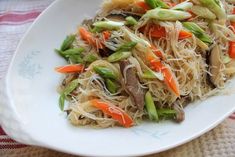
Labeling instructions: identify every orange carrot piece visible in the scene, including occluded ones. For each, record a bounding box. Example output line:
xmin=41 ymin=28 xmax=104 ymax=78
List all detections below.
xmin=135 ymin=1 xmax=150 ymax=12
xmin=160 ymin=65 xmax=180 ymax=97
xmin=149 ymin=25 xmax=166 ymax=38
xmin=79 ymin=27 xmax=103 ymax=49
xmin=232 ymin=22 xmax=235 ymax=30
xmin=229 ymin=8 xmax=235 ymax=59
xmin=102 ymin=31 xmax=111 ymax=40
xmin=141 ymin=25 xmax=192 ymax=40
xmin=229 ymin=21 xmax=235 ymax=58
xmin=178 ymin=30 xmax=192 ymax=39
xmin=79 ymin=27 xmax=96 ymax=45
xmin=55 ymin=64 xmax=84 ymax=73
xmin=233 ymin=8 xmax=235 ymax=14
xmin=151 ymin=45 xmax=164 ymax=58
xmin=146 ymin=53 xmax=180 ymax=96
xmin=146 ymin=51 xmax=158 ymax=63
xmin=152 ymin=61 xmax=180 ymax=96
xmin=229 ymin=41 xmax=235 ymax=58
xmin=90 ymin=99 xmax=133 ymax=127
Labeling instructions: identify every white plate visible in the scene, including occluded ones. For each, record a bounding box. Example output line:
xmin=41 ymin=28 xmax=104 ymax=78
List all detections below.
xmin=0 ymin=0 xmax=235 ymax=156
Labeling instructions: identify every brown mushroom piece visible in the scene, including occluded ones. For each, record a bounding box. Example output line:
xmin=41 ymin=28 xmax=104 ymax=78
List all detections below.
xmin=208 ymin=45 xmax=225 ymax=88
xmin=119 ymin=60 xmax=145 ymax=110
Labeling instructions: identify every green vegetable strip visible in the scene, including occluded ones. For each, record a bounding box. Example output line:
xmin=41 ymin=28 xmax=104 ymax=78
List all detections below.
xmin=105 ymin=79 xmax=119 ymax=93
xmin=59 ymin=94 xmax=65 ymax=111
xmin=145 ymin=91 xmax=158 ymax=121
xmin=56 ymin=48 xmax=84 ymax=63
xmin=142 ymin=70 xmax=158 ymax=79
xmin=116 ymin=42 xmax=137 ymax=52
xmin=93 ymin=66 xmax=118 ymax=80
xmin=59 ymin=79 xmax=79 ymax=111
xmin=155 ymin=0 xmax=169 ymax=8
xmin=55 ymin=49 xmax=68 ymax=60
xmin=63 ymin=79 xmax=79 ymax=96
xmin=84 ymin=54 xmax=97 ymax=63
xmin=122 ymin=27 xmax=151 ymax=48
xmin=145 ymin=0 xmax=169 ymax=9
xmin=157 ymin=109 xmax=176 ymax=119
xmin=60 ymin=35 xmax=76 ymax=51
xmin=144 ymin=8 xmax=191 ymax=21
xmin=108 ymin=51 xmax=131 ymax=62
xmin=214 ymin=0 xmax=220 ymax=5
xmin=125 ymin=16 xmax=138 ymax=26
xmin=61 ymin=48 xmax=84 ymax=56
xmin=158 ymin=109 xmax=176 ymax=116
xmin=222 ymin=55 xmax=231 ymax=64
xmin=93 ymin=20 xmax=124 ymax=30
xmin=145 ymin=0 xmax=157 ymax=8
xmin=198 ymin=0 xmax=226 ymax=21
xmin=191 ymin=5 xmax=216 ymax=20
xmin=90 ymin=26 xmax=103 ymax=33
xmin=69 ymin=55 xmax=83 ymax=64
xmin=182 ymin=22 xmax=213 ymax=44
xmin=171 ymin=1 xmax=193 ymax=11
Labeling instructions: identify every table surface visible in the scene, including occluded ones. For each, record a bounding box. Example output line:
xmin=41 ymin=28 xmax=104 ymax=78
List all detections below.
xmin=0 ymin=0 xmax=235 ymax=157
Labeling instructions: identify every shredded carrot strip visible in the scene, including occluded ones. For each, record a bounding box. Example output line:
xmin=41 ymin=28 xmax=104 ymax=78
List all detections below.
xmin=90 ymin=99 xmax=133 ymax=127
xmin=146 ymin=52 xmax=180 ymax=96
xmin=55 ymin=64 xmax=84 ymax=73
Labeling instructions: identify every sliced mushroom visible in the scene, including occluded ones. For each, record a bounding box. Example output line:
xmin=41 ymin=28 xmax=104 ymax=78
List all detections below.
xmin=208 ymin=45 xmax=225 ymax=87
xmin=98 ymin=48 xmax=114 ymax=57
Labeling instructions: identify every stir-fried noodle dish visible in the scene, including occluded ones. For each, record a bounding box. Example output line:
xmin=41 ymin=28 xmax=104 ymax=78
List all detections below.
xmin=55 ymin=0 xmax=235 ymax=128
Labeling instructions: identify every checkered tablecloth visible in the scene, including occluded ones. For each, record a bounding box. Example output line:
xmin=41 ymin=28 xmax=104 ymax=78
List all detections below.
xmin=0 ymin=0 xmax=235 ymax=156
